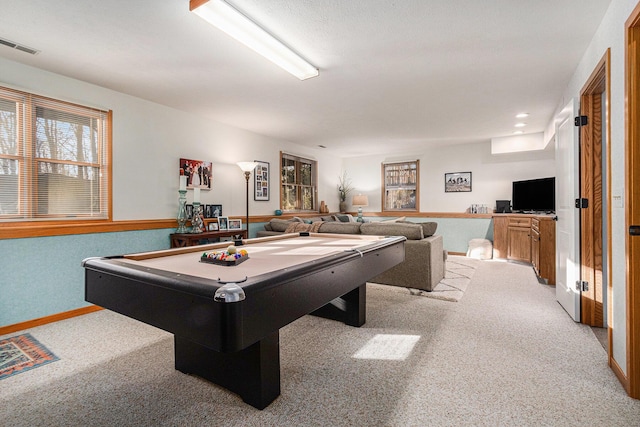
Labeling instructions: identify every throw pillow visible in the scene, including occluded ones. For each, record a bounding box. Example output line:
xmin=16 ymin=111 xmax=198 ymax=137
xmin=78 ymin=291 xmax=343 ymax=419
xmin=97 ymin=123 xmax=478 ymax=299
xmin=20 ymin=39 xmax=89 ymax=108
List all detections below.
xmin=335 ymin=214 xmax=352 ymax=222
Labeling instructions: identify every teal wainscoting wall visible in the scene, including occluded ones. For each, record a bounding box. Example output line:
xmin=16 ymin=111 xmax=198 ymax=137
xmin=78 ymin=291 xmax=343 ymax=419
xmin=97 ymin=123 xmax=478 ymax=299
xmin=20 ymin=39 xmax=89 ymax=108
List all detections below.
xmin=0 ymin=228 xmax=172 ymax=327
xmin=417 ymin=217 xmax=494 ymax=254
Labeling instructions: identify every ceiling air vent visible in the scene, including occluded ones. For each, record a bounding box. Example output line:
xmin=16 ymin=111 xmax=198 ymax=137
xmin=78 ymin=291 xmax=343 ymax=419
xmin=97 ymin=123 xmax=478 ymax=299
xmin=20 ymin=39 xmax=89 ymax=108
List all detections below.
xmin=0 ymin=37 xmax=39 ymax=55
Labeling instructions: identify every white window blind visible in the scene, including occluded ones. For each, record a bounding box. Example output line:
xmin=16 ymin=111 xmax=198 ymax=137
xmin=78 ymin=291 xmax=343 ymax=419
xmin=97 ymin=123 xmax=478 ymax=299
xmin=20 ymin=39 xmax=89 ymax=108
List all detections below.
xmin=0 ymin=86 xmax=110 ymax=222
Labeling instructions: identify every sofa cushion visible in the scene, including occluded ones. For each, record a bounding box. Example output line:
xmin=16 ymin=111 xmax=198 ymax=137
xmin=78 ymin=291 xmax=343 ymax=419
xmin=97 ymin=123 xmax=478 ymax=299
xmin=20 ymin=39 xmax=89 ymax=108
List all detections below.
xmin=360 ymin=222 xmax=424 ymax=240
xmin=268 ymin=218 xmax=302 ymax=232
xmin=398 ymin=220 xmax=438 ymax=237
xmin=318 ymin=222 xmax=362 ymax=234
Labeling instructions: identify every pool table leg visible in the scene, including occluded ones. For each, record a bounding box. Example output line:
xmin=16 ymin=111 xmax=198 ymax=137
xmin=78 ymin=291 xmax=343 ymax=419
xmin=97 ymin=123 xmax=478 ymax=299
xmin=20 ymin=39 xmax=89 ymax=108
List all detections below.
xmin=174 ymin=331 xmax=280 ymax=410
xmin=311 ymin=283 xmax=366 ymax=327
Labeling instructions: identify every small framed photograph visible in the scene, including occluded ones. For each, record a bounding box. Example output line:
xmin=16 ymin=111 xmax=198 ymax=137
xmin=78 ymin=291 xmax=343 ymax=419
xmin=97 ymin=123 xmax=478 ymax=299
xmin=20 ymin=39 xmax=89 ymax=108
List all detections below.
xmin=211 ymin=204 xmax=222 ymax=217
xmin=204 ymin=205 xmax=213 ymax=218
xmin=254 ymin=160 xmax=269 ymax=201
xmin=228 ymin=218 xmax=242 ymax=231
xmin=208 ymin=222 xmax=219 ymax=231
xmin=185 ymin=204 xmax=194 ymax=220
xmin=217 ymin=216 xmax=229 ymax=231
xmin=445 ymin=172 xmax=472 ymax=193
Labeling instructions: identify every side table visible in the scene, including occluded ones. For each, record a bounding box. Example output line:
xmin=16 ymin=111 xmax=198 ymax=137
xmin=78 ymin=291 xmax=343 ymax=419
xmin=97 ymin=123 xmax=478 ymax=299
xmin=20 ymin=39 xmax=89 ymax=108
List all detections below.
xmin=170 ymin=230 xmax=248 ymax=248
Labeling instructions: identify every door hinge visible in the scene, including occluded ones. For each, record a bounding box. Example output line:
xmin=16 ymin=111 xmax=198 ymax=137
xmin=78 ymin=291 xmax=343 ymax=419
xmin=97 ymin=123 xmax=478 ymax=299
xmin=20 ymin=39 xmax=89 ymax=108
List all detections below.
xmin=575 ymin=198 xmax=589 ymax=209
xmin=574 ymin=115 xmax=588 ymax=126
xmin=576 ymin=280 xmax=589 ymax=292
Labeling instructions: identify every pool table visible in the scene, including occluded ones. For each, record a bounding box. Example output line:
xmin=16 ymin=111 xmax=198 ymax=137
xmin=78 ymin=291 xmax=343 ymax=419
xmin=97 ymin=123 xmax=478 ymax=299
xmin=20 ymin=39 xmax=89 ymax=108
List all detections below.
xmin=83 ymin=232 xmax=405 ymax=409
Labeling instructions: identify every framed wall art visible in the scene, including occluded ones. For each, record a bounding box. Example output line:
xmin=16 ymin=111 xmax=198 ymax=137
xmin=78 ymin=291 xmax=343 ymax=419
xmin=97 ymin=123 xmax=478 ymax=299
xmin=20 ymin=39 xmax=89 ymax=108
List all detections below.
xmin=180 ymin=158 xmax=212 ymax=190
xmin=445 ymin=172 xmax=472 ymax=193
xmin=254 ymin=160 xmax=269 ymax=201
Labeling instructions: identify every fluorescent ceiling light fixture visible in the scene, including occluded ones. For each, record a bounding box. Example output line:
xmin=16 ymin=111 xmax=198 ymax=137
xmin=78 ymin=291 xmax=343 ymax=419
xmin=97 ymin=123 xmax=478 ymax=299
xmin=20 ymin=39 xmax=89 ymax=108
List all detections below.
xmin=514 ymin=122 xmax=526 ymax=128
xmin=190 ymin=0 xmax=319 ymax=80
xmin=516 ymin=113 xmax=529 ymax=118
xmin=513 ymin=130 xmax=524 ymax=135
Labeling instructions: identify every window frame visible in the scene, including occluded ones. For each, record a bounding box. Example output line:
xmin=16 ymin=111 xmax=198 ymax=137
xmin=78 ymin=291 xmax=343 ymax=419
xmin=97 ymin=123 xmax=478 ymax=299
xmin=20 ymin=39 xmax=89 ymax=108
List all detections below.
xmin=381 ymin=160 xmax=419 ymax=212
xmin=280 ymin=151 xmax=317 ymax=212
xmin=0 ymin=85 xmax=112 ymax=231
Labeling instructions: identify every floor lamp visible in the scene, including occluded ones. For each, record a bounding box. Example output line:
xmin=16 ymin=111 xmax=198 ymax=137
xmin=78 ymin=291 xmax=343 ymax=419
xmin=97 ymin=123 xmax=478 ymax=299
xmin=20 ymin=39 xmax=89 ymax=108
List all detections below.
xmin=237 ymin=162 xmax=257 ymax=236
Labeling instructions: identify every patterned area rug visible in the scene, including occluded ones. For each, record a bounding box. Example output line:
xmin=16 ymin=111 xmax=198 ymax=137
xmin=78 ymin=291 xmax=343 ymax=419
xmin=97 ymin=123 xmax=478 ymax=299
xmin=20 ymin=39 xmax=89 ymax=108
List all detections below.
xmin=369 ymin=255 xmax=481 ymax=302
xmin=0 ymin=333 xmax=59 ymax=380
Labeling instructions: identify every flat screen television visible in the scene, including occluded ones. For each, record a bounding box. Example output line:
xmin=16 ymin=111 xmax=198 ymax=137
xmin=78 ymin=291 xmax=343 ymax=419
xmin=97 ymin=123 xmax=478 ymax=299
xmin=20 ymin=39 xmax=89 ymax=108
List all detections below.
xmin=512 ymin=177 xmax=555 ymax=213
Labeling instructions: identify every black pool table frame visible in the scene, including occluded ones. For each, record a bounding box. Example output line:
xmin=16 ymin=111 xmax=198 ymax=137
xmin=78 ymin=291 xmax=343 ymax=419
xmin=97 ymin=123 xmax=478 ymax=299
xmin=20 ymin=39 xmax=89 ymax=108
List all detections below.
xmin=83 ymin=233 xmax=405 ymax=409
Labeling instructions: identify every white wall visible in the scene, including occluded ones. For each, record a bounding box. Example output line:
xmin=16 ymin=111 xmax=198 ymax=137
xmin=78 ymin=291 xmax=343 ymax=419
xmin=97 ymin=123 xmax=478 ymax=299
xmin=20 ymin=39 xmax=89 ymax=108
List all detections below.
xmin=0 ymin=57 xmax=344 ymax=220
xmin=343 ymin=141 xmax=555 ymax=213
xmin=547 ymin=0 xmax=638 ymax=374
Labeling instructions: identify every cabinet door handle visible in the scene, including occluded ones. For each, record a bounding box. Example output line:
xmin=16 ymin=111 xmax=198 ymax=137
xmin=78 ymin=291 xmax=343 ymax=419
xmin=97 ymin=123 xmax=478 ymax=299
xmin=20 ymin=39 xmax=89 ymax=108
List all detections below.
xmin=631 ymin=225 xmax=640 ymax=236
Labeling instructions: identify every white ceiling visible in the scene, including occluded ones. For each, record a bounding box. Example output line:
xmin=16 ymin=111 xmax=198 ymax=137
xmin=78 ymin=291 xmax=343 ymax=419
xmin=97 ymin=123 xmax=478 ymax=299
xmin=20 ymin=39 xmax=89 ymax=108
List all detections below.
xmin=0 ymin=0 xmax=612 ymax=158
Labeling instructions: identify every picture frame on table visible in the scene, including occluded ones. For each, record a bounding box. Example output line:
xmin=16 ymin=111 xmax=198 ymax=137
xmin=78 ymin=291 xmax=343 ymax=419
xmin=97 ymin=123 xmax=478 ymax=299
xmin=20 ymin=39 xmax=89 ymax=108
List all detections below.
xmin=211 ymin=204 xmax=222 ymax=217
xmin=253 ymin=160 xmax=269 ymax=201
xmin=208 ymin=222 xmax=219 ymax=231
xmin=228 ymin=218 xmax=242 ymax=231
xmin=217 ymin=216 xmax=229 ymax=231
xmin=445 ymin=172 xmax=472 ymax=193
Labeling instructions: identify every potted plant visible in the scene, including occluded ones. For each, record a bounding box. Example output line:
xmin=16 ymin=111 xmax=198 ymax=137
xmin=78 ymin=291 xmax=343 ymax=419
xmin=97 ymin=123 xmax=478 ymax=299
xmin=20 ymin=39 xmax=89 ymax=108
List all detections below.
xmin=337 ymin=171 xmax=353 ymax=213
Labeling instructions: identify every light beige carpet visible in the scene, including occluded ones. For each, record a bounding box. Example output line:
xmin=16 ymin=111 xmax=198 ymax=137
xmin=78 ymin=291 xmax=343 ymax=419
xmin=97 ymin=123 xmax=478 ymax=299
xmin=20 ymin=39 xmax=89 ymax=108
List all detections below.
xmin=369 ymin=255 xmax=481 ymax=302
xmin=2 ymin=260 xmax=639 ymax=426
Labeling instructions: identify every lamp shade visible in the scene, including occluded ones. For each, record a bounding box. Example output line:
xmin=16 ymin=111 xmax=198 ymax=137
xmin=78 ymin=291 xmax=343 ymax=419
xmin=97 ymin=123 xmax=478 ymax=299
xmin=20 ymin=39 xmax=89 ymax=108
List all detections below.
xmin=352 ymin=194 xmax=369 ymax=207
xmin=237 ymin=161 xmax=258 ymax=172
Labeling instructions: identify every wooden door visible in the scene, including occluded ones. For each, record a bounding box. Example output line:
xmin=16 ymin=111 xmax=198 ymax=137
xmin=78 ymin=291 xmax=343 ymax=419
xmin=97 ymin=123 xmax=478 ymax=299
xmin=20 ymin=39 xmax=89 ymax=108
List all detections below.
xmin=625 ymin=4 xmax=640 ymax=398
xmin=579 ymin=52 xmax=608 ymax=328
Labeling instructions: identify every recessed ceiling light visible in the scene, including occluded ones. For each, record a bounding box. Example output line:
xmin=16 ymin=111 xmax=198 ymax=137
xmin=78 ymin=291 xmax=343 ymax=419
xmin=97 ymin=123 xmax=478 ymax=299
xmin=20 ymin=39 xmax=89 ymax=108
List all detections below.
xmin=516 ymin=113 xmax=529 ymax=118
xmin=515 ymin=123 xmax=526 ymax=128
xmin=513 ymin=130 xmax=524 ymax=135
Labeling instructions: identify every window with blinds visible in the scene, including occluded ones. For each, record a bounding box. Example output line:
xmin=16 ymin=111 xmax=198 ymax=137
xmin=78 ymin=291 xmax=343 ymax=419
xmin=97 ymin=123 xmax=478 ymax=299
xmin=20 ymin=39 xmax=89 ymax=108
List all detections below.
xmin=280 ymin=152 xmax=317 ymax=211
xmin=0 ymin=86 xmax=111 ymax=222
xmin=382 ymin=160 xmax=419 ymax=211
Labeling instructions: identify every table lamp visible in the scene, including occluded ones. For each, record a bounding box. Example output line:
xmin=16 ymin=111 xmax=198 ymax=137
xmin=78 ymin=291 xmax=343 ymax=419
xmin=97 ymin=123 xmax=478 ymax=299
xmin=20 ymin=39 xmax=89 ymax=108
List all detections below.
xmin=352 ymin=194 xmax=369 ymax=222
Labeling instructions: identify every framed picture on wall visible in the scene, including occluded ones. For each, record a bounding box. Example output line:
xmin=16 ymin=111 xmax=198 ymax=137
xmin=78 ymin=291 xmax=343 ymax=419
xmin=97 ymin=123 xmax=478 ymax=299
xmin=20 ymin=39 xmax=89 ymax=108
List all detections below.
xmin=445 ymin=172 xmax=472 ymax=193
xmin=254 ymin=160 xmax=269 ymax=201
xmin=185 ymin=204 xmax=193 ymax=220
xmin=180 ymin=158 xmax=212 ymax=190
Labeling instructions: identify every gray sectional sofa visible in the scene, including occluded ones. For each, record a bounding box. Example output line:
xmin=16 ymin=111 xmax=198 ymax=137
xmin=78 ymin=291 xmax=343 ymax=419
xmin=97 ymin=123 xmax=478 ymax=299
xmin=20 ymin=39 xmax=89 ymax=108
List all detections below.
xmin=257 ymin=217 xmax=445 ymax=291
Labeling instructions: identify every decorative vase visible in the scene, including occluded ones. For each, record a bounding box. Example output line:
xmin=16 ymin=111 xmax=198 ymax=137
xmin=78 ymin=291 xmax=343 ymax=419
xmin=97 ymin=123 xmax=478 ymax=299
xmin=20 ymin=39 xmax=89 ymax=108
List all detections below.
xmin=339 ymin=201 xmax=347 ymax=213
xmin=176 ymin=189 xmax=188 ymax=233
